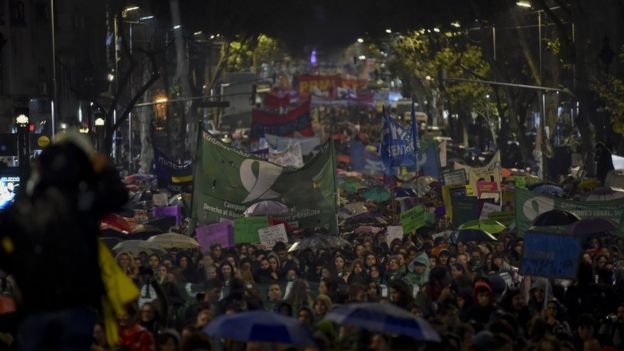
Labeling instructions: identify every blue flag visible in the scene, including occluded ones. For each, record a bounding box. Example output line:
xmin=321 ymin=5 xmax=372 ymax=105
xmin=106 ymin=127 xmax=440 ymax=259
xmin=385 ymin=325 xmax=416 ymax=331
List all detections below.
xmin=380 ymin=109 xmax=415 ymax=175
xmin=351 ymin=140 xmax=384 ymax=176
xmin=417 ymin=142 xmax=442 ymax=178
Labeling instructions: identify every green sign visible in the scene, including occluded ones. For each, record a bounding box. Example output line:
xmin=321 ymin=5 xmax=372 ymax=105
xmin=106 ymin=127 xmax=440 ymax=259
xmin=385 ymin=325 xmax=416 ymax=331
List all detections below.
xmin=234 ymin=216 xmax=268 ymax=244
xmin=452 ymin=196 xmax=479 ymax=227
xmin=192 ymin=131 xmax=338 ymax=234
xmin=488 ymin=210 xmax=514 ymax=226
xmin=400 ymin=206 xmax=427 ymax=234
xmin=514 ymin=176 xmax=526 ymax=189
xmin=514 ymin=188 xmax=624 ymax=236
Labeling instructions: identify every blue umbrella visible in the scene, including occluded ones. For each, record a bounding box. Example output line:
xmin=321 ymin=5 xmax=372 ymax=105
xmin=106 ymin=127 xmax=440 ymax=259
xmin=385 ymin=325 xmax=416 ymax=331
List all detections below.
xmin=325 ymin=303 xmax=441 ymax=342
xmin=203 ymin=310 xmax=314 ymax=345
xmin=531 ymin=183 xmax=564 ymax=196
xmin=395 ymin=187 xmax=416 ymax=197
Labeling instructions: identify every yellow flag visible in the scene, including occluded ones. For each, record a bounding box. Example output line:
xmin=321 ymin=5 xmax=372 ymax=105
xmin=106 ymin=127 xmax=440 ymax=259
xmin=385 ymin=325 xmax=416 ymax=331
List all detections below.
xmin=98 ymin=241 xmax=139 ymax=346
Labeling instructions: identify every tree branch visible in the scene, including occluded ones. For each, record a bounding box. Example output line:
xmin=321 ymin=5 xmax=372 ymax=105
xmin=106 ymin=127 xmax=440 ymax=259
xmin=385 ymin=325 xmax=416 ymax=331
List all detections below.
xmin=111 ymin=50 xmax=160 ymax=133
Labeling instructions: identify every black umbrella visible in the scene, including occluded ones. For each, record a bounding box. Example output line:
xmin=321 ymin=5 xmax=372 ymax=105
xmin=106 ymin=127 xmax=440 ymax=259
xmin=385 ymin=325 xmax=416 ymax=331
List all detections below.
xmin=531 ymin=209 xmax=580 ymax=227
xmin=289 ymin=234 xmax=351 ymax=252
xmin=147 ymin=216 xmax=178 ymax=232
xmin=454 ymin=229 xmax=497 ymax=243
xmin=565 ymin=218 xmax=618 ymax=236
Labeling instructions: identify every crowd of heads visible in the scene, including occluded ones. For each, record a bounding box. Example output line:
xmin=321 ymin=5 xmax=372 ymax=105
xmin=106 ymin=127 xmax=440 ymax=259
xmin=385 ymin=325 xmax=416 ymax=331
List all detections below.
xmin=101 ymin=207 xmax=624 ymax=351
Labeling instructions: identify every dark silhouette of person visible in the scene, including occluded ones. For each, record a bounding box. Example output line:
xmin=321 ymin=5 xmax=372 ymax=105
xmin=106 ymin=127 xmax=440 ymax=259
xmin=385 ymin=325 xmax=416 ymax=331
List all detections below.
xmin=0 ymin=134 xmax=128 ymax=351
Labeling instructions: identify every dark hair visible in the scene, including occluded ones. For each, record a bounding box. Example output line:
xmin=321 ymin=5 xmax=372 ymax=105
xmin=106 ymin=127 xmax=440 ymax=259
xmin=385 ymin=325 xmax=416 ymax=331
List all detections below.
xmin=276 ymin=301 xmax=293 ymax=316
xmin=273 ymin=241 xmax=287 ymax=252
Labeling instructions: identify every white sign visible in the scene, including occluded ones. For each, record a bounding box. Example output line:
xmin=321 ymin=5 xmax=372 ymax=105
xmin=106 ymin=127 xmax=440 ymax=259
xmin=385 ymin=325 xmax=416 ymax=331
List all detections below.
xmin=258 ymin=224 xmax=288 ymax=250
xmin=480 ymin=202 xmax=501 ymax=219
xmin=152 ymin=193 xmax=169 ymax=207
xmin=386 ymin=226 xmax=404 ymax=246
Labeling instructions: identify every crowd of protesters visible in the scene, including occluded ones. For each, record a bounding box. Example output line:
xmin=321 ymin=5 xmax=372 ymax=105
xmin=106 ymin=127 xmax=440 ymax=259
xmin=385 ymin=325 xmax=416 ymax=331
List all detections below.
xmin=0 ymin=125 xmax=622 ymax=351
xmin=99 ymin=207 xmax=624 ymax=351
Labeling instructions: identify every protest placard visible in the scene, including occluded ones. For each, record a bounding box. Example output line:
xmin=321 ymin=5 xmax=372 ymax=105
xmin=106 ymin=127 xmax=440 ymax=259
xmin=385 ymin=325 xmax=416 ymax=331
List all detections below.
xmin=400 ymin=205 xmax=427 ymax=234
xmin=476 ymin=181 xmax=498 ymax=196
xmin=443 ymin=169 xmax=468 ymax=186
xmin=452 ymin=196 xmax=479 ymax=227
xmin=196 ymin=222 xmax=234 ymax=251
xmin=257 ymin=224 xmax=288 ymax=250
xmin=234 ymin=216 xmax=268 ymax=244
xmin=515 ymin=176 xmax=527 ymax=189
xmin=480 ymin=202 xmax=501 ymax=219
xmin=442 ymin=185 xmax=467 ymax=221
xmin=519 ymin=231 xmax=582 ymax=279
xmin=152 ymin=193 xmax=169 ymax=207
xmin=386 ymin=226 xmax=404 ymax=246
xmin=152 ymin=206 xmax=182 ymax=225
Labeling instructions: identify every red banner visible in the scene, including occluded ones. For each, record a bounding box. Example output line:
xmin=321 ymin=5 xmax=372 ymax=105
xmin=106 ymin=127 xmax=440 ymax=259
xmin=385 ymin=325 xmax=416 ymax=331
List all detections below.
xmin=264 ymin=92 xmax=292 ymax=108
xmin=251 ymin=100 xmax=313 ymax=138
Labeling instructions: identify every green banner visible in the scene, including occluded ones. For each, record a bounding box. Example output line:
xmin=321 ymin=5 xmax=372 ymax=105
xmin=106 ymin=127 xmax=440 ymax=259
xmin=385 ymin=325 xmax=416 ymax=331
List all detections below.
xmin=234 ymin=216 xmax=268 ymax=244
xmin=514 ymin=188 xmax=624 ymax=236
xmin=400 ymin=206 xmax=427 ymax=234
xmin=192 ymin=131 xmax=338 ymax=233
xmin=452 ymin=196 xmax=479 ymax=227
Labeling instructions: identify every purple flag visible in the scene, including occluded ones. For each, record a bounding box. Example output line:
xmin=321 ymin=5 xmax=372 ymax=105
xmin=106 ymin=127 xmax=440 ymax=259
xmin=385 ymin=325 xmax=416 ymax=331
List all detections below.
xmin=152 ymin=206 xmax=182 ymax=225
xmin=196 ymin=222 xmax=234 ymax=251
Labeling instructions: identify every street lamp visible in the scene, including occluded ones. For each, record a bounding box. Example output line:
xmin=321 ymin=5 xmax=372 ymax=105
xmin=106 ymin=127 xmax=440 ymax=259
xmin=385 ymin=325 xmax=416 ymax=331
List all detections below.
xmin=16 ymin=115 xmax=30 ymax=179
xmin=385 ymin=28 xmax=392 ymax=34
xmin=516 ymin=1 xmax=532 ymax=8
xmin=122 ymin=6 xmax=140 ymax=18
xmin=357 ymin=38 xmax=364 ymax=43
xmin=16 ymin=114 xmax=29 ymax=125
xmin=94 ymin=118 xmax=105 ymax=152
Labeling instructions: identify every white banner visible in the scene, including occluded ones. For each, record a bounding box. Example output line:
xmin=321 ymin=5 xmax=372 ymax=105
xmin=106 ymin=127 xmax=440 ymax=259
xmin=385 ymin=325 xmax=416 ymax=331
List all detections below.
xmin=268 ymin=142 xmax=304 ymax=168
xmin=265 ymin=134 xmax=321 ymax=156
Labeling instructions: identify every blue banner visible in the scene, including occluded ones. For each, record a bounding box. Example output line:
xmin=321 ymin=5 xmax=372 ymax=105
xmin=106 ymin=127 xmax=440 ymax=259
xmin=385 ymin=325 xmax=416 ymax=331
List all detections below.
xmin=520 ymin=231 xmax=582 ymax=279
xmin=154 ymin=148 xmax=193 ymax=192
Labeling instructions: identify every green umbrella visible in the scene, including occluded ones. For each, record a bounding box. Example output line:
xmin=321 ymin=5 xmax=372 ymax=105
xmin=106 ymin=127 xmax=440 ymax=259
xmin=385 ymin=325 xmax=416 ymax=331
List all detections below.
xmin=361 ymin=187 xmax=391 ymax=202
xmin=459 ymin=219 xmax=507 ymax=234
xmin=340 ymin=180 xmax=362 ymax=194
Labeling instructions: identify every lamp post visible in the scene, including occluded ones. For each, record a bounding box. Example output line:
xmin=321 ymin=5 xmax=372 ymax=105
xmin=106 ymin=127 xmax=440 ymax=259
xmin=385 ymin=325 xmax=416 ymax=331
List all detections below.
xmin=50 ymin=0 xmax=57 ymax=140
xmin=94 ymin=117 xmax=105 ymax=152
xmin=16 ymin=114 xmax=30 ymax=179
